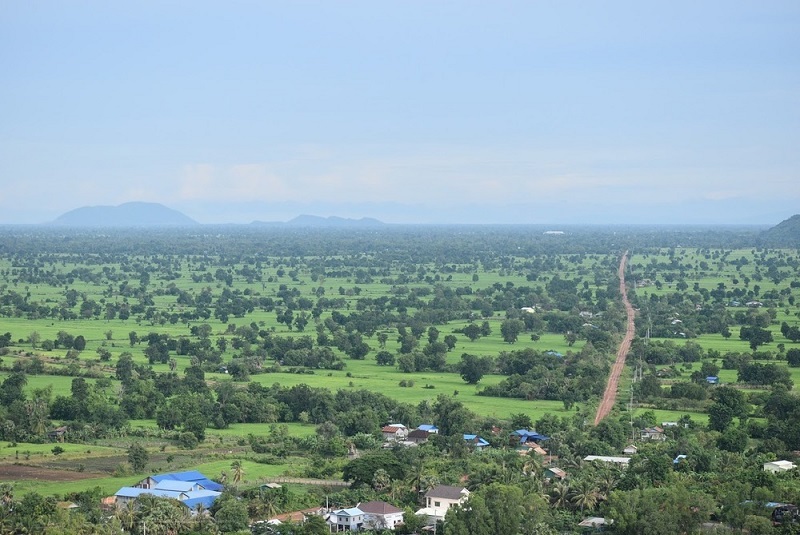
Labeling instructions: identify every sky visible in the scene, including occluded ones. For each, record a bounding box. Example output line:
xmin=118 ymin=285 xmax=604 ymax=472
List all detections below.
xmin=1 ymin=1 xmax=798 ymax=225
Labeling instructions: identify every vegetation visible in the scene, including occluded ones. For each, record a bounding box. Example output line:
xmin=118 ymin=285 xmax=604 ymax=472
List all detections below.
xmin=0 ymin=224 xmax=797 ymax=534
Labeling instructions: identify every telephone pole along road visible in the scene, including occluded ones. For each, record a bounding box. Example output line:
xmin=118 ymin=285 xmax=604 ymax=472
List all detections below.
xmin=594 ymin=251 xmax=635 ymax=425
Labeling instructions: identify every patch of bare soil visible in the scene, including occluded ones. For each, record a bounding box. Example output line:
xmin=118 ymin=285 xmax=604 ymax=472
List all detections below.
xmin=0 ymin=463 xmax=105 ymax=481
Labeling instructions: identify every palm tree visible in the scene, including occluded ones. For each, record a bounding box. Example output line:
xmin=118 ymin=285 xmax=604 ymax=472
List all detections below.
xmin=548 ymin=480 xmax=571 ymax=509
xmin=569 ymin=478 xmax=599 ymax=514
xmin=231 ymin=460 xmax=245 ymax=486
xmin=372 ymin=468 xmax=391 ymax=492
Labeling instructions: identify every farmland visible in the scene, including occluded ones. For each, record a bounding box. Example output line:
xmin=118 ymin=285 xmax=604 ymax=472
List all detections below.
xmin=0 ymin=224 xmax=799 ymax=534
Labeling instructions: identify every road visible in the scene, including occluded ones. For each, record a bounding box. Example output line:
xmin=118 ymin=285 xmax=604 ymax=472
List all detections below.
xmin=594 ymin=251 xmax=635 ymax=425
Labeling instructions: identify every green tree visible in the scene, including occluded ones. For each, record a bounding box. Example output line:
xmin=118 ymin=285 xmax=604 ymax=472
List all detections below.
xmin=127 ymin=443 xmax=149 ymax=473
xmin=500 ymin=319 xmax=525 ymax=344
xmin=458 ymin=353 xmax=493 ymax=384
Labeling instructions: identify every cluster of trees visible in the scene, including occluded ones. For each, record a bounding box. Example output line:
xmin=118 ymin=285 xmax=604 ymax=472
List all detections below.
xmin=478 ymin=345 xmax=609 ymax=407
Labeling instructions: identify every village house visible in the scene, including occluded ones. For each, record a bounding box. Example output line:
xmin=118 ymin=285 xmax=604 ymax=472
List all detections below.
xmin=416 ymin=485 xmax=470 ymax=523
xmin=407 ymin=429 xmax=431 ymax=444
xmin=381 ymin=424 xmax=408 ymax=442
xmin=327 ymin=507 xmax=365 ymax=532
xmin=764 ymin=460 xmax=797 ymax=473
xmin=463 ymin=434 xmax=490 ymax=450
xmin=544 ymin=467 xmax=567 ymax=481
xmin=584 ymin=455 xmax=631 ymax=468
xmin=113 ymin=470 xmax=223 ymax=511
xmin=640 ymin=426 xmax=666 ymax=441
xmin=358 ymin=501 xmax=405 ymax=530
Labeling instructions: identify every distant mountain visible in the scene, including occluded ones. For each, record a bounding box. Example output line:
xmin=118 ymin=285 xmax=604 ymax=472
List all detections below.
xmin=252 ymin=215 xmax=385 ymax=228
xmin=759 ymin=214 xmax=800 ymax=247
xmin=50 ymin=202 xmax=198 ymax=227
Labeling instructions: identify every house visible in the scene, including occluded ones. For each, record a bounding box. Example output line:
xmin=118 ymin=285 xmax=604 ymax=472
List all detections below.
xmin=417 ymin=424 xmax=439 ymax=434
xmin=463 ymin=434 xmax=490 ymax=450
xmin=381 ymin=425 xmax=408 ymax=442
xmin=544 ymin=467 xmax=567 ymax=481
xmin=47 ymin=426 xmax=68 ymax=442
xmin=135 ymin=470 xmax=224 ymax=492
xmin=407 ymin=429 xmax=431 ymax=444
xmin=764 ymin=460 xmax=797 ymax=473
xmin=510 ymin=429 xmax=549 ymax=447
xmin=116 ymin=471 xmax=223 ymax=511
xmin=519 ymin=442 xmax=548 ymax=456
xmin=640 ymin=426 xmax=666 ymax=441
xmin=358 ymin=501 xmax=404 ymax=530
xmin=583 ymin=455 xmax=630 ymax=467
xmin=706 ymin=376 xmax=719 ymax=385
xmin=622 ymin=445 xmax=638 ymax=455
xmin=328 ymin=507 xmax=364 ymax=531
xmin=416 ymin=485 xmax=470 ymax=522
xmin=578 ymin=516 xmax=611 ymax=531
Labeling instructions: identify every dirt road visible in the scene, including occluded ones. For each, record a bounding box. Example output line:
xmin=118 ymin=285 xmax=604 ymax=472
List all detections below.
xmin=594 ymin=251 xmax=635 ymax=425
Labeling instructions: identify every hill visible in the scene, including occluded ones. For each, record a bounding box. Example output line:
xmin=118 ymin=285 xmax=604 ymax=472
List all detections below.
xmin=759 ymin=214 xmax=800 ymax=247
xmin=50 ymin=202 xmax=198 ymax=227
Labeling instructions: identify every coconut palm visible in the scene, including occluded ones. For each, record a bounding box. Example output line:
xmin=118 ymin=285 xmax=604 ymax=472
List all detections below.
xmin=231 ymin=460 xmax=245 ymax=486
xmin=549 ymin=480 xmax=571 ymax=509
xmin=569 ymin=478 xmax=599 ymax=514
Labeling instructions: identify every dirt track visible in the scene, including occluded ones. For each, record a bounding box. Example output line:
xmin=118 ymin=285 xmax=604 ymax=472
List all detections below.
xmin=594 ymin=251 xmax=635 ymax=425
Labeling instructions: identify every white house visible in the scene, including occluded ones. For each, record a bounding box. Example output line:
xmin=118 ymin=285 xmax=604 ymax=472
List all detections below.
xmin=416 ymin=485 xmax=470 ymax=523
xmin=764 ymin=460 xmax=797 ymax=473
xmin=328 ymin=507 xmax=364 ymax=531
xmin=358 ymin=501 xmax=404 ymax=530
xmin=381 ymin=424 xmax=408 ymax=442
xmin=584 ymin=455 xmax=631 ymax=467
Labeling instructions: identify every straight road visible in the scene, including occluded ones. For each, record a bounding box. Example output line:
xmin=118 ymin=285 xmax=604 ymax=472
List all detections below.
xmin=594 ymin=251 xmax=635 ymax=425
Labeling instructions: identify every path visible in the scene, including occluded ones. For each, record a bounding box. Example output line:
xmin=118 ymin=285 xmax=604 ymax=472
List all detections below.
xmin=594 ymin=251 xmax=635 ymax=425
xmin=263 ymin=476 xmax=348 ymax=487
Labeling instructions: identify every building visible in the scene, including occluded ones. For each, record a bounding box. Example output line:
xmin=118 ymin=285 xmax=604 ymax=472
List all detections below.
xmin=584 ymin=455 xmax=631 ymax=467
xmin=407 ymin=429 xmax=431 ymax=444
xmin=328 ymin=507 xmax=365 ymax=531
xmin=764 ymin=460 xmax=797 ymax=473
xmin=358 ymin=501 xmax=404 ymax=530
xmin=544 ymin=467 xmax=567 ymax=481
xmin=381 ymin=425 xmax=408 ymax=442
xmin=510 ymin=429 xmax=549 ymax=448
xmin=417 ymin=424 xmax=439 ymax=434
xmin=416 ymin=485 xmax=470 ymax=522
xmin=463 ymin=434 xmax=490 ymax=450
xmin=114 ymin=471 xmax=222 ymax=511
xmin=640 ymin=426 xmax=666 ymax=441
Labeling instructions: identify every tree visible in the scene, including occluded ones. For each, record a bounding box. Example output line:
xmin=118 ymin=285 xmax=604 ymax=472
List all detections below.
xmin=72 ymin=335 xmax=86 ymax=351
xmin=739 ymin=326 xmax=773 ymax=351
xmin=459 ymin=353 xmax=493 ymax=384
xmin=231 ymin=460 xmax=245 ymax=486
xmin=462 ymin=323 xmax=481 ymax=342
xmin=28 ymin=331 xmax=41 ymax=349
xmin=787 ymin=348 xmax=800 ymax=367
xmin=500 ymin=319 xmax=524 ymax=344
xmin=375 ymin=350 xmax=395 ymax=366
xmin=127 ymin=443 xmax=149 ymax=473
xmin=708 ymin=385 xmax=748 ymax=432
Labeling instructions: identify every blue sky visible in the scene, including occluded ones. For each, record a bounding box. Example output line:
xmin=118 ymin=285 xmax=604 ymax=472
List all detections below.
xmin=1 ymin=1 xmax=798 ymax=225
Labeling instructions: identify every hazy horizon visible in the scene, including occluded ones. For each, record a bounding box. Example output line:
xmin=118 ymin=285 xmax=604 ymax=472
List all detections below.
xmin=2 ymin=2 xmax=798 ymax=226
